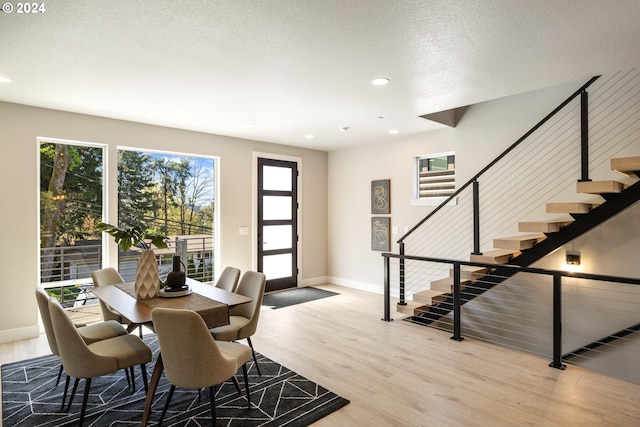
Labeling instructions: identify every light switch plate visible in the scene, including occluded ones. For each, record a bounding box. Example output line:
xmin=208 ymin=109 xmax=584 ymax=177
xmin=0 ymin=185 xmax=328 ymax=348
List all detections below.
xmin=239 ymin=226 xmax=249 ymax=236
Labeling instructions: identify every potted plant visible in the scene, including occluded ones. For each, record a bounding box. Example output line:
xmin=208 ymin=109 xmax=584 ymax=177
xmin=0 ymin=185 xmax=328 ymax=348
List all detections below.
xmin=95 ymin=222 xmax=168 ymax=299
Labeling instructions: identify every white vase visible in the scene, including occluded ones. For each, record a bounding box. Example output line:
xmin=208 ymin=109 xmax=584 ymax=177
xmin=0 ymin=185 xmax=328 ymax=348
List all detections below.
xmin=134 ymin=250 xmax=160 ymax=299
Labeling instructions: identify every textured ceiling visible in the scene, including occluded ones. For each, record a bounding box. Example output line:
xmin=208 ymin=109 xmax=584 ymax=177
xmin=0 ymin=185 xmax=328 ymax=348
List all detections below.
xmin=2 ymin=0 xmax=640 ymax=151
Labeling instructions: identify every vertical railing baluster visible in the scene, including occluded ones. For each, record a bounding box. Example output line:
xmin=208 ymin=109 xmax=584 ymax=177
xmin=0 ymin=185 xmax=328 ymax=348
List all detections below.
xmin=451 ymin=262 xmax=464 ymax=341
xmin=549 ymin=273 xmax=566 ymax=370
xmin=399 ymin=242 xmax=406 ymax=306
xmin=472 ymin=180 xmax=481 ymax=255
xmin=580 ymin=89 xmax=591 ymax=182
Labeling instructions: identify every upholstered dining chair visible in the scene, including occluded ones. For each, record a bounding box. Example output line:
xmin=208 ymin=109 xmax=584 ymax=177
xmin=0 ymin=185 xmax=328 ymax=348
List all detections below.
xmin=35 ymin=287 xmax=128 ymax=387
xmin=152 ymin=307 xmax=252 ymax=426
xmin=209 ymin=271 xmax=266 ymax=375
xmin=48 ymin=297 xmax=152 ymax=427
xmin=91 ymin=267 xmax=146 ymax=335
xmin=214 ymin=266 xmax=241 ymax=292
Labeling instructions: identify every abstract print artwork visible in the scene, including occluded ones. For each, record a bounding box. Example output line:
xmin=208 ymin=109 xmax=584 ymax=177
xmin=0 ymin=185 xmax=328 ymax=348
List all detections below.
xmin=371 ymin=217 xmax=390 ymax=251
xmin=371 ymin=179 xmax=390 ymax=214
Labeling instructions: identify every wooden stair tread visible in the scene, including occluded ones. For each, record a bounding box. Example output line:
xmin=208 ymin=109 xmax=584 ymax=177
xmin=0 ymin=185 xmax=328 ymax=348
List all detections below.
xmin=450 ymin=265 xmax=488 ymax=280
xmin=493 ymin=234 xmax=545 ymax=250
xmin=546 ymin=202 xmax=595 ymax=214
xmin=576 ymin=180 xmax=624 ymax=195
xmin=470 ymin=249 xmax=518 ymax=264
xmin=430 ymin=276 xmax=471 ymax=292
xmin=396 ymin=301 xmax=427 ymax=316
xmin=412 ymin=289 xmax=449 ymax=305
xmin=518 ymin=219 xmax=573 ymax=233
xmin=611 ymin=156 xmax=640 ymax=176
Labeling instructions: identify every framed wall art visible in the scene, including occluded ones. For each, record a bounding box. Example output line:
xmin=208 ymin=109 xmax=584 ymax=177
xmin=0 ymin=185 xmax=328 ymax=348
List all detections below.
xmin=371 ymin=217 xmax=390 ymax=251
xmin=371 ymin=179 xmax=390 ymax=214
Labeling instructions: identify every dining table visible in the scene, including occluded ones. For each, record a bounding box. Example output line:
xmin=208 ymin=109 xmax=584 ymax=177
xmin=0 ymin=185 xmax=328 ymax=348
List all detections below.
xmin=91 ymin=277 xmax=252 ymax=427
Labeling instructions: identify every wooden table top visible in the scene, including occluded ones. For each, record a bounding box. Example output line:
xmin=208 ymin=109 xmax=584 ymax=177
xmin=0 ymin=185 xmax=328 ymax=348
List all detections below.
xmin=92 ymin=277 xmax=251 ymax=325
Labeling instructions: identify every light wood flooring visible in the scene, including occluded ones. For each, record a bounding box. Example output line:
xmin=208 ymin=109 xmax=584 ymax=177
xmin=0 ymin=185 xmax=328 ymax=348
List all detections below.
xmin=2 ymin=284 xmax=640 ymax=426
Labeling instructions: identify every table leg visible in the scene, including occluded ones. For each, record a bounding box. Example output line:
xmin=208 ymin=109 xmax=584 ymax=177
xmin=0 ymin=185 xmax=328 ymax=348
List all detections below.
xmin=141 ymin=353 xmax=163 ymax=427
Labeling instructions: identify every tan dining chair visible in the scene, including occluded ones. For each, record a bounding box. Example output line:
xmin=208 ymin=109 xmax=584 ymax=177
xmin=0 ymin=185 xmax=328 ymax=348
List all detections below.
xmin=214 ymin=266 xmax=241 ymax=292
xmin=48 ymin=297 xmax=152 ymax=426
xmin=152 ymin=307 xmax=252 ymax=426
xmin=92 ymin=267 xmax=146 ymax=335
xmin=209 ymin=271 xmax=266 ymax=375
xmin=35 ymin=287 xmax=128 ymax=387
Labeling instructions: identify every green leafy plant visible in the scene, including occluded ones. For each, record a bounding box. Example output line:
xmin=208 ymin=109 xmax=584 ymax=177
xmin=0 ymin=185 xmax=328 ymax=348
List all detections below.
xmin=95 ymin=222 xmax=168 ymax=252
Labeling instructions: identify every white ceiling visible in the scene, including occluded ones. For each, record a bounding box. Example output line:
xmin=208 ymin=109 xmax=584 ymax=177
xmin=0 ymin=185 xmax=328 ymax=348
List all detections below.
xmin=2 ymin=1 xmax=640 ymax=151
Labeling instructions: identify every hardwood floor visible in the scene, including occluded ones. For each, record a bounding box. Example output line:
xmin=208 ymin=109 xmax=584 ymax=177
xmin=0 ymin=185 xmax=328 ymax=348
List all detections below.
xmin=2 ymin=284 xmax=640 ymax=426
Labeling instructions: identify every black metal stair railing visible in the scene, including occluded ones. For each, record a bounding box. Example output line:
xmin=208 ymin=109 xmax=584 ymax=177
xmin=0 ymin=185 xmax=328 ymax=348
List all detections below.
xmin=408 ymin=177 xmax=640 ymax=324
xmin=382 ymin=252 xmax=640 ymax=370
xmin=395 ymin=75 xmax=601 ymax=307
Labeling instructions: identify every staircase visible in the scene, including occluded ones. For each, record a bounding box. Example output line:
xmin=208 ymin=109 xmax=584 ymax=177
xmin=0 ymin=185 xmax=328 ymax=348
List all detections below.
xmin=398 ymin=155 xmax=640 ymax=324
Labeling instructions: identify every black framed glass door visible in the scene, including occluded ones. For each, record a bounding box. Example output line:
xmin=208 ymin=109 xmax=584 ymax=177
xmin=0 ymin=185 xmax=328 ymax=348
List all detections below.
xmin=257 ymin=158 xmax=298 ymax=292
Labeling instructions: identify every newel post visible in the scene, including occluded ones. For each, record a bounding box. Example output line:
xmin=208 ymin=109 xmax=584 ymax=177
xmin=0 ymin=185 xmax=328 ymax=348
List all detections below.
xmin=382 ymin=254 xmax=392 ymax=321
xmin=549 ymin=273 xmax=566 ymax=370
xmin=451 ymin=262 xmax=464 ymax=341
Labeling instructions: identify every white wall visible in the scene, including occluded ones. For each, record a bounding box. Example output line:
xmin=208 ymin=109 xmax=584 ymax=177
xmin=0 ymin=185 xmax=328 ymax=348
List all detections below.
xmin=327 ymin=69 xmax=640 ymax=383
xmin=327 ymin=79 xmax=584 ymax=291
xmin=0 ymin=102 xmax=328 ymax=343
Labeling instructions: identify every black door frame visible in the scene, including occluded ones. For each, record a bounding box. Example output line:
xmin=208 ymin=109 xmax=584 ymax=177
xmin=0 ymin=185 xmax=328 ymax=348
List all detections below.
xmin=257 ymin=157 xmax=299 ymax=292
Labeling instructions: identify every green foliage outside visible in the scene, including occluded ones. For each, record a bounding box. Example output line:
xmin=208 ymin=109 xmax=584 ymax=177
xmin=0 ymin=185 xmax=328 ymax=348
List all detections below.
xmin=39 ymin=142 xmax=216 ymax=283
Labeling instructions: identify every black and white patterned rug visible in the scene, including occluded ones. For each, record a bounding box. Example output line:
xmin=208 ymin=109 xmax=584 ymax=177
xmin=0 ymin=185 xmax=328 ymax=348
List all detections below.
xmin=1 ymin=335 xmax=348 ymax=426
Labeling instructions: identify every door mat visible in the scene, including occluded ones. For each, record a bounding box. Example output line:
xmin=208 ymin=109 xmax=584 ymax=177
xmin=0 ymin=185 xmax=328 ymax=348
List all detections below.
xmin=262 ymin=287 xmax=339 ymax=309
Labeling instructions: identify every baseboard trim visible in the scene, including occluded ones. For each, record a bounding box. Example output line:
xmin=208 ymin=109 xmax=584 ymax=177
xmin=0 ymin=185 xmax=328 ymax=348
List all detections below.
xmin=299 ymin=276 xmax=331 ymax=287
xmin=0 ymin=324 xmax=39 ymax=344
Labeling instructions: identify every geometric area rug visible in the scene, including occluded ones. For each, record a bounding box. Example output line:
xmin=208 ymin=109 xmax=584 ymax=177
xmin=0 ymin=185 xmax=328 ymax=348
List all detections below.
xmin=2 ymin=334 xmax=349 ymax=426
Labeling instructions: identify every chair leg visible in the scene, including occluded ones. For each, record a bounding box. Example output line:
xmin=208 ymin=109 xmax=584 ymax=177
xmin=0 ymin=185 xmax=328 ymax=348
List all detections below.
xmin=125 ymin=367 xmax=132 ymax=388
xmin=159 ymin=384 xmax=176 ymax=427
xmin=246 ymin=337 xmax=261 ymax=375
xmin=130 ymin=367 xmax=136 ymax=392
xmin=242 ymin=364 xmax=251 ymax=408
xmin=79 ymin=378 xmax=92 ymax=427
xmin=208 ymin=385 xmax=216 ymax=426
xmin=140 ymin=364 xmax=149 ymax=392
xmin=232 ymin=376 xmax=242 ymax=396
xmin=67 ymin=378 xmax=80 ymax=412
xmin=55 ymin=364 xmax=64 ymax=387
xmin=61 ymin=374 xmax=71 ymax=410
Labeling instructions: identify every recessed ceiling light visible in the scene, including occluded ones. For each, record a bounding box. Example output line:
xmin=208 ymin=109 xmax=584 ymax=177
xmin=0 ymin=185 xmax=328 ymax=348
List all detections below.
xmin=305 ymin=134 xmax=314 ymax=139
xmin=0 ymin=76 xmax=12 ymax=83
xmin=371 ymin=77 xmax=390 ymax=86
xmin=244 ymin=123 xmax=256 ymax=128
xmin=389 ymin=129 xmax=399 ymax=134
xmin=339 ymin=126 xmax=350 ymax=132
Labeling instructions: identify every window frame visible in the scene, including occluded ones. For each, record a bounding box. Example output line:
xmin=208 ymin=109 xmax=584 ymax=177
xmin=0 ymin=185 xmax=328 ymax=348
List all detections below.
xmin=411 ymin=151 xmax=457 ymax=206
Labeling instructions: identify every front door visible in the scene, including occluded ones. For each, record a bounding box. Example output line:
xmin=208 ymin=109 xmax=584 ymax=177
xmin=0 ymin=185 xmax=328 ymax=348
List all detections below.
xmin=257 ymin=158 xmax=298 ymax=292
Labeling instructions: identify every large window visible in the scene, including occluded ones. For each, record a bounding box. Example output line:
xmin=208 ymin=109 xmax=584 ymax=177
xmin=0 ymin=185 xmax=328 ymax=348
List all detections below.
xmin=116 ymin=149 xmax=216 ymax=283
xmin=39 ymin=139 xmax=105 ymax=304
xmin=39 ymin=141 xmax=217 ymax=307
